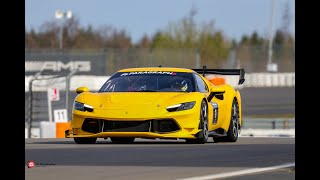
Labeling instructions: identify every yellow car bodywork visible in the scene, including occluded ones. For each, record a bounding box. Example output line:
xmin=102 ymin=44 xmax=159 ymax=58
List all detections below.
xmin=66 ymin=67 xmax=244 ymax=143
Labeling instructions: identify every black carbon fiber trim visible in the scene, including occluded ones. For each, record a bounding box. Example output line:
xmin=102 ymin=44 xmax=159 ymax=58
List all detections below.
xmin=103 ymin=121 xmax=151 ymax=132
xmin=81 ymin=118 xmax=181 ymax=133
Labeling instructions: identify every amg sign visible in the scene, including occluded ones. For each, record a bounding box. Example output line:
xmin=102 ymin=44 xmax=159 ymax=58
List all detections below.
xmin=25 ymin=52 xmax=107 ymax=75
xmin=25 ymin=61 xmax=91 ymax=72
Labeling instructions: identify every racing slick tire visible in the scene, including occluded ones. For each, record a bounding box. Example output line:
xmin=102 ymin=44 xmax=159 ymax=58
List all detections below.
xmin=213 ymin=98 xmax=239 ymax=143
xmin=186 ymin=100 xmax=209 ymax=144
xmin=74 ymin=137 xmax=97 ymax=144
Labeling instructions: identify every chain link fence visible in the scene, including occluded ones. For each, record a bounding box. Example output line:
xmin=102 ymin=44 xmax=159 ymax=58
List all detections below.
xmin=26 ymin=75 xmax=70 ymax=136
xmin=25 ymin=46 xmax=295 ymax=75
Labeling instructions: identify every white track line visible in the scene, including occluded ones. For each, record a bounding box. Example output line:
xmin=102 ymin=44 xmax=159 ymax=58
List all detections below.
xmin=177 ymin=162 xmax=295 ymax=180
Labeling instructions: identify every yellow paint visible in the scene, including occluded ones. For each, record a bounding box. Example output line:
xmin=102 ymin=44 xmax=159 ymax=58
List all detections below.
xmin=66 ymin=67 xmax=243 ymax=140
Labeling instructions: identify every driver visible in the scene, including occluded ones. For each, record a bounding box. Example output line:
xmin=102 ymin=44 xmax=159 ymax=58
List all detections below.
xmin=171 ymin=80 xmax=188 ymax=91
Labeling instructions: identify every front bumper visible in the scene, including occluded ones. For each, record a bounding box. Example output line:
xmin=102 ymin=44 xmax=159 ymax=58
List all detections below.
xmin=66 ymin=131 xmax=198 ymax=139
xmin=66 ymin=118 xmax=200 ymax=139
xmin=66 ymin=108 xmax=201 ymax=139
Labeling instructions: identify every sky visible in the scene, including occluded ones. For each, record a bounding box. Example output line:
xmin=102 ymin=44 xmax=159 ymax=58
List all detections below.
xmin=25 ymin=0 xmax=295 ymax=43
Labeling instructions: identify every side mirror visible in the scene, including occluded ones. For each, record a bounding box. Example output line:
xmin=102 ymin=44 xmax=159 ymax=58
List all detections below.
xmin=76 ymin=86 xmax=90 ymax=94
xmin=207 ymin=86 xmax=225 ymax=102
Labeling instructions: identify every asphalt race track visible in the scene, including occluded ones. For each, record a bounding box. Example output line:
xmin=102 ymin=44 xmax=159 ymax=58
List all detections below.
xmin=25 ymin=87 xmax=295 ymax=179
xmin=25 ymin=137 xmax=295 ymax=180
xmin=240 ymin=87 xmax=295 ymax=117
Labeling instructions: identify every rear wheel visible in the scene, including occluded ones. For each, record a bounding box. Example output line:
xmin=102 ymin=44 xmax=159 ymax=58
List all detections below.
xmin=226 ymin=99 xmax=240 ymax=142
xmin=110 ymin=137 xmax=135 ymax=144
xmin=74 ymin=137 xmax=97 ymax=144
xmin=213 ymin=99 xmax=239 ymax=143
xmin=186 ymin=100 xmax=208 ymax=144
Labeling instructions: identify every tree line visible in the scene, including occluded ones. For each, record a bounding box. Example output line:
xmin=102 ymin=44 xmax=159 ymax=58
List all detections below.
xmin=25 ymin=6 xmax=294 ymax=71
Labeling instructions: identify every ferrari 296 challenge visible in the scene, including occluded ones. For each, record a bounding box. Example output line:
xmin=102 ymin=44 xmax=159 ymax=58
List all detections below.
xmin=65 ymin=66 xmax=245 ymax=144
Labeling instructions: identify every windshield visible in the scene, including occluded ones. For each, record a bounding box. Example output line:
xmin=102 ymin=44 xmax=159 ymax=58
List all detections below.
xmin=99 ymin=71 xmax=195 ymax=92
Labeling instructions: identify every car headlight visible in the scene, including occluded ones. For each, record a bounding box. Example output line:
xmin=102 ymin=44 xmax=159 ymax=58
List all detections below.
xmin=74 ymin=102 xmax=94 ymax=112
xmin=166 ymin=101 xmax=196 ymax=112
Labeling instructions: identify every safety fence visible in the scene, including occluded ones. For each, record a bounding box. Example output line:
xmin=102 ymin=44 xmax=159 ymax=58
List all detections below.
xmin=25 ymin=47 xmax=295 ymax=76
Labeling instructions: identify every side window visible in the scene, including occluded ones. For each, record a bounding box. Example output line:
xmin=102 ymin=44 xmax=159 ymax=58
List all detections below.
xmin=194 ymin=74 xmax=208 ymax=92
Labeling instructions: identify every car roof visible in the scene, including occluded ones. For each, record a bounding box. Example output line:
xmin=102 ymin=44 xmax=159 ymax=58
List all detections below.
xmin=118 ymin=67 xmax=195 ymax=73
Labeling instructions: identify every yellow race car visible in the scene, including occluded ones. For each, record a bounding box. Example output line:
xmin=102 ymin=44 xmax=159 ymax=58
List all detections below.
xmin=65 ymin=66 xmax=245 ymax=144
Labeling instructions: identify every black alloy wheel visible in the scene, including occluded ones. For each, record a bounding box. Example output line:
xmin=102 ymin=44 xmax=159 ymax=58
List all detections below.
xmin=186 ymin=100 xmax=209 ymax=144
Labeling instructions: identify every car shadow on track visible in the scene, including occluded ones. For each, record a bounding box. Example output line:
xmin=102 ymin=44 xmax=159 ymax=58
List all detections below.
xmin=26 ymin=138 xmax=221 ymax=145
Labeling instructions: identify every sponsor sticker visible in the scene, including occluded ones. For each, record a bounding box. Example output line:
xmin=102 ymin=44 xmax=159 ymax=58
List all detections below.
xmin=121 ymin=71 xmax=177 ymax=76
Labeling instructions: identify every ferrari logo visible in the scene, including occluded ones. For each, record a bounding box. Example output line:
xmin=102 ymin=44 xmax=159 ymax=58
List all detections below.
xmin=27 ymin=160 xmax=35 ymax=168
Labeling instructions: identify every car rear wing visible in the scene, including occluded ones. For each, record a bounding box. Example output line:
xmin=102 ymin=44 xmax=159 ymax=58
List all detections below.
xmin=192 ymin=66 xmax=245 ymax=85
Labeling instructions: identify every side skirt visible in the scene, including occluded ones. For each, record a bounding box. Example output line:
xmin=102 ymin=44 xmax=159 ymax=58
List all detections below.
xmin=208 ymin=128 xmax=227 ymax=137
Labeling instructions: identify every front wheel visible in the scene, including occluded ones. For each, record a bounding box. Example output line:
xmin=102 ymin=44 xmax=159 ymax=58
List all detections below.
xmin=186 ymin=100 xmax=208 ymax=144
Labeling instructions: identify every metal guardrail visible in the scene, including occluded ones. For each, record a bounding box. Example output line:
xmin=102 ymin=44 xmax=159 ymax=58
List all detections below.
xmin=242 ymin=118 xmax=295 ymax=129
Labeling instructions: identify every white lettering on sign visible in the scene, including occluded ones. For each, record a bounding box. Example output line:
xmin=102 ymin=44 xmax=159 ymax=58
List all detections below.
xmin=25 ymin=61 xmax=91 ymax=72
